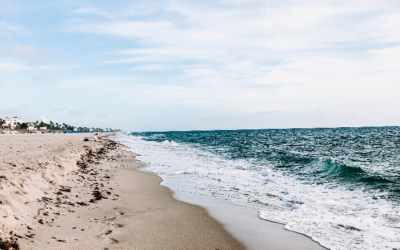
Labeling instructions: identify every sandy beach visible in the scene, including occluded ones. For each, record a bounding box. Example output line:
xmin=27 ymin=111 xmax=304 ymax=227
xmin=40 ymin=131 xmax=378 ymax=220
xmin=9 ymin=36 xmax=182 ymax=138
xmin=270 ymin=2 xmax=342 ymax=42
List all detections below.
xmin=0 ymin=133 xmax=324 ymax=249
xmin=0 ymin=134 xmax=244 ymax=249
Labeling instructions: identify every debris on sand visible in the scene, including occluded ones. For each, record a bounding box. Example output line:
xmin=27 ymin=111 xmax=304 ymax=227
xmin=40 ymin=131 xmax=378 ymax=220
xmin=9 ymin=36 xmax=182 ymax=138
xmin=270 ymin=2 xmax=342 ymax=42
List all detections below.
xmin=105 ymin=238 xmax=118 ymax=244
xmin=59 ymin=186 xmax=71 ymax=192
xmin=0 ymin=238 xmax=20 ymax=250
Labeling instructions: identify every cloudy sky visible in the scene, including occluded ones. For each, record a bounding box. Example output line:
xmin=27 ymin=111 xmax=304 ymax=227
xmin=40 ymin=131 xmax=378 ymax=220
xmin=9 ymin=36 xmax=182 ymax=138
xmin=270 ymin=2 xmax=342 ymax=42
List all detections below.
xmin=1 ymin=0 xmax=400 ymax=131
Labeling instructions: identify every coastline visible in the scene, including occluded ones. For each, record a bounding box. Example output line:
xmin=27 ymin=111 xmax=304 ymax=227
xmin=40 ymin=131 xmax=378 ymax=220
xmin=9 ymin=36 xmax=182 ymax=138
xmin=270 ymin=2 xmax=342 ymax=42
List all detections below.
xmin=0 ymin=133 xmax=326 ymax=249
xmin=172 ymin=190 xmax=327 ymax=250
xmin=0 ymin=134 xmax=244 ymax=249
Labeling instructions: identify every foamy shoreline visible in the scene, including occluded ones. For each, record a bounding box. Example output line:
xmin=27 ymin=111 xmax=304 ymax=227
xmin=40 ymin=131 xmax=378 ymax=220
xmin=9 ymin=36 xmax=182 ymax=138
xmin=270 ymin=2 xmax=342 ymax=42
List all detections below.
xmin=116 ymin=134 xmax=327 ymax=250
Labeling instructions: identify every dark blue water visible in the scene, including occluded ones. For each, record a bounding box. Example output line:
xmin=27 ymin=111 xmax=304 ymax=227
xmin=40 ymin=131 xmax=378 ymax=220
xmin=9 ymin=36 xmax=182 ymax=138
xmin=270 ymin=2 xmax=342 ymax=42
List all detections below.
xmin=132 ymin=127 xmax=400 ymax=201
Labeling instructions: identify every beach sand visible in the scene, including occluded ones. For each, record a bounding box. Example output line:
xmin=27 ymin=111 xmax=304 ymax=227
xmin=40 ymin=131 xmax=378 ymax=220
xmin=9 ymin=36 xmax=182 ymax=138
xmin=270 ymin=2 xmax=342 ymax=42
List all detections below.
xmin=0 ymin=134 xmax=243 ymax=249
xmin=0 ymin=134 xmax=324 ymax=249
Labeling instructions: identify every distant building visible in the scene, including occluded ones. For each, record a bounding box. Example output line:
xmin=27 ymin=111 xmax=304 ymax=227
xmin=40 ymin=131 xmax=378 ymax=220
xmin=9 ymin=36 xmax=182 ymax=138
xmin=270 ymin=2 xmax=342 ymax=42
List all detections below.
xmin=0 ymin=117 xmax=22 ymax=129
xmin=40 ymin=127 xmax=47 ymax=130
xmin=41 ymin=117 xmax=51 ymax=124
xmin=26 ymin=122 xmax=37 ymax=133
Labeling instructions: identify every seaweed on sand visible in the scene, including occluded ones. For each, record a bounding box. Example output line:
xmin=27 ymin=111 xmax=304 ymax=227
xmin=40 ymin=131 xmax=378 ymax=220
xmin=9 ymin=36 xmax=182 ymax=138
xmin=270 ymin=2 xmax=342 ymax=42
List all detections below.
xmin=0 ymin=238 xmax=20 ymax=250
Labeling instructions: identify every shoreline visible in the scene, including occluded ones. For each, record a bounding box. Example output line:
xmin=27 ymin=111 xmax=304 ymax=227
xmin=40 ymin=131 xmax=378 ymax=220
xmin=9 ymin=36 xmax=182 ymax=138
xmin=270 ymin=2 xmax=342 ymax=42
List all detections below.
xmin=0 ymin=134 xmax=244 ymax=249
xmin=138 ymin=165 xmax=327 ymax=250
xmin=0 ymin=133 xmax=326 ymax=249
xmin=172 ymin=190 xmax=327 ymax=250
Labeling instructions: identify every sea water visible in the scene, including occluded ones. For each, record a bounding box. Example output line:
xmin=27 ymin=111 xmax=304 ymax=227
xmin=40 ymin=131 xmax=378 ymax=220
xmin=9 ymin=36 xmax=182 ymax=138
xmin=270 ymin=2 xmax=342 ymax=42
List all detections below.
xmin=113 ymin=127 xmax=400 ymax=250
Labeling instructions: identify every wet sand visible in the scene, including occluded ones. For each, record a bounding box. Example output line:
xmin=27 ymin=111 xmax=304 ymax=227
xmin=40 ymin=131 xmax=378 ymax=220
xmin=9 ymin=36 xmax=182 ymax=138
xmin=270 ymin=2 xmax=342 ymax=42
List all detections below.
xmin=173 ymin=191 xmax=326 ymax=250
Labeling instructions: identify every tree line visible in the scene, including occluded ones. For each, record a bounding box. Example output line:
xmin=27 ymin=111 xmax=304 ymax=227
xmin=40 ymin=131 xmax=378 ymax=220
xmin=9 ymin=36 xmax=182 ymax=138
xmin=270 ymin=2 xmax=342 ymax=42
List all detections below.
xmin=2 ymin=120 xmax=119 ymax=132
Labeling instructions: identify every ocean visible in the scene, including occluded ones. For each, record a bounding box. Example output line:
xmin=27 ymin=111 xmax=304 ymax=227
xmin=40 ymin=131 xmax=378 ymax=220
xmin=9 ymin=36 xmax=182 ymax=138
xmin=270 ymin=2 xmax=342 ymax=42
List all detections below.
xmin=113 ymin=127 xmax=400 ymax=250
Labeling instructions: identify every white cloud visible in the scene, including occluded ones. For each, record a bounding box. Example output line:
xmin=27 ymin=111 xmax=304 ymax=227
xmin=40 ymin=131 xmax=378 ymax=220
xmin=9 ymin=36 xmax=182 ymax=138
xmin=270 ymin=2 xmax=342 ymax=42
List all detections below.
xmin=131 ymin=64 xmax=170 ymax=71
xmin=0 ymin=62 xmax=30 ymax=70
xmin=60 ymin=76 xmax=136 ymax=89
xmin=0 ymin=22 xmax=20 ymax=35
xmin=0 ymin=22 xmax=20 ymax=31
xmin=72 ymin=7 xmax=112 ymax=18
xmin=0 ymin=45 xmax=54 ymax=69
xmin=32 ymin=75 xmax=54 ymax=81
xmin=0 ymin=28 xmax=8 ymax=35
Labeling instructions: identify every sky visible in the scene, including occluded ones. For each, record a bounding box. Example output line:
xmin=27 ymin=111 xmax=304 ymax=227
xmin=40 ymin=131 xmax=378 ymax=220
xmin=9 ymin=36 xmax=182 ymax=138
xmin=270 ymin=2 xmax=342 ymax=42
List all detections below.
xmin=1 ymin=0 xmax=400 ymax=131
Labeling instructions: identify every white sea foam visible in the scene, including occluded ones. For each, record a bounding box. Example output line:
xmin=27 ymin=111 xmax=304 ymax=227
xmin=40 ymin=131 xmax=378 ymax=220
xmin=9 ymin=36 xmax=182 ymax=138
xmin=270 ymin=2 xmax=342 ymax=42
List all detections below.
xmin=113 ymin=134 xmax=400 ymax=250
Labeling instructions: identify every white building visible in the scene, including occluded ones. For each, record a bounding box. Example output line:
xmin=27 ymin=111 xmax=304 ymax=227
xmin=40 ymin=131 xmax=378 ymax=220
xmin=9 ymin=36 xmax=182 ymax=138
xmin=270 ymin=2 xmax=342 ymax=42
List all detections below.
xmin=41 ymin=117 xmax=51 ymax=124
xmin=26 ymin=122 xmax=37 ymax=133
xmin=0 ymin=117 xmax=22 ymax=129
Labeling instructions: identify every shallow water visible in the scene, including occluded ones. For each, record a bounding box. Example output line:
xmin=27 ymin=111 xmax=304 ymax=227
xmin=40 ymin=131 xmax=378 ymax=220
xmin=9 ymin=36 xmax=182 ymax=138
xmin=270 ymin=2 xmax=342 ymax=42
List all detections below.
xmin=113 ymin=127 xmax=400 ymax=250
xmin=172 ymin=189 xmax=326 ymax=250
